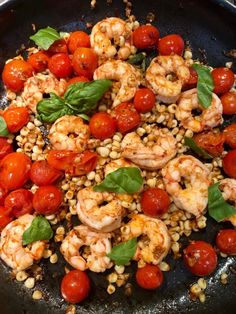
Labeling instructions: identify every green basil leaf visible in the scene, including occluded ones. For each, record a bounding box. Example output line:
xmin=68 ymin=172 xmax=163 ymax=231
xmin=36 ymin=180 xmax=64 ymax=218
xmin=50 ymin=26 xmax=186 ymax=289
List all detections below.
xmin=94 ymin=167 xmax=143 ymax=194
xmin=128 ymin=53 xmax=146 ymax=65
xmin=22 ymin=216 xmax=53 ymax=245
xmin=0 ymin=116 xmax=9 ymax=137
xmin=184 ymin=137 xmax=212 ymax=159
xmin=192 ymin=63 xmax=214 ymax=109
xmin=30 ymin=26 xmax=61 ymax=50
xmin=78 ymin=114 xmax=90 ymax=121
xmin=107 ymin=238 xmax=137 ymax=265
xmin=208 ymin=182 xmax=236 ymax=222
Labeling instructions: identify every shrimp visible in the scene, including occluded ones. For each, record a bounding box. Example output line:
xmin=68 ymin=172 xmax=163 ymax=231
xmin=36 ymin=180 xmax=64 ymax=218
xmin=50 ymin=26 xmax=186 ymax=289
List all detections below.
xmin=121 ymin=214 xmax=171 ymax=265
xmin=90 ymin=17 xmax=133 ymax=60
xmin=175 ymin=88 xmax=223 ymax=132
xmin=162 ymin=155 xmax=211 ymax=217
xmin=0 ymin=214 xmax=46 ymax=271
xmin=48 ymin=115 xmax=90 ymax=151
xmin=121 ymin=128 xmax=177 ymax=170
xmin=93 ymin=60 xmax=142 ymax=107
xmin=60 ymin=225 xmax=113 ymax=272
xmin=219 ymin=179 xmax=236 ymax=226
xmin=76 ymin=187 xmax=126 ymax=232
xmin=146 ymin=54 xmax=190 ymax=104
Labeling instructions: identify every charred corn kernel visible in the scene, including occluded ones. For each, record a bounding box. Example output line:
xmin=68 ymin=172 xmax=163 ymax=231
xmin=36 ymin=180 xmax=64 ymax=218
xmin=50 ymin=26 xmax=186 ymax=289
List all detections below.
xmin=197 ymin=278 xmax=207 ymax=290
xmin=56 ymin=226 xmax=65 ymax=235
xmin=97 ymin=147 xmax=110 ymax=157
xmin=124 ymin=283 xmax=132 ymax=296
xmin=115 ymin=265 xmax=125 ymax=274
xmin=50 ymin=218 xmax=58 ymax=225
xmin=27 ymin=122 xmax=35 ymax=130
xmin=84 ymin=180 xmax=92 ymax=187
xmin=43 ymin=249 xmax=52 ymax=259
xmin=220 ymin=273 xmax=228 ymax=284
xmin=65 ymin=191 xmax=74 ymax=200
xmin=184 ymin=50 xmax=193 ymax=59
xmin=45 ymin=214 xmax=55 ymax=220
xmin=199 ymin=292 xmax=206 ymax=303
xmin=66 ymin=305 xmax=76 ymax=314
xmin=107 ymin=284 xmax=116 ymax=294
xmin=185 ymin=129 xmax=193 ymax=138
xmin=137 ymin=260 xmax=146 ymax=268
xmin=32 ymin=290 xmax=42 ymax=300
xmin=25 ymin=277 xmax=35 ymax=289
xmin=116 ymin=279 xmax=125 ymax=287
xmin=107 ymin=273 xmax=118 ymax=283
xmin=171 ymin=242 xmax=180 ymax=253
xmin=113 ymin=134 xmax=122 ymax=142
xmin=16 ymin=271 xmax=28 ymax=282
xmin=20 ymin=128 xmax=29 ymax=136
xmin=171 ymin=233 xmax=180 ymax=242
xmin=61 ymin=183 xmax=69 ymax=191
xmin=190 ymin=283 xmax=201 ymax=295
xmin=109 ymin=151 xmax=118 ymax=159
xmin=146 ymin=178 xmax=157 ymax=188
xmin=54 ymin=234 xmax=64 ymax=242
xmin=136 ymin=127 xmax=146 ymax=136
xmin=159 ymin=261 xmax=170 ymax=272
xmin=87 ymin=171 xmax=96 ymax=181
xmin=121 ymin=225 xmax=130 ymax=235
xmin=34 ymin=118 xmax=42 ymax=127
xmin=50 ymin=253 xmax=58 ymax=264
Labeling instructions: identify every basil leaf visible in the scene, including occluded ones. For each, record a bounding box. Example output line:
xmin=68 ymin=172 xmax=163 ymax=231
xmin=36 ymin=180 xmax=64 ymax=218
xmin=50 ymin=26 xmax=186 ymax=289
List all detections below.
xmin=208 ymin=183 xmax=236 ymax=222
xmin=22 ymin=216 xmax=53 ymax=245
xmin=192 ymin=63 xmax=214 ymax=109
xmin=0 ymin=116 xmax=9 ymax=137
xmin=128 ymin=53 xmax=146 ymax=65
xmin=78 ymin=114 xmax=90 ymax=121
xmin=107 ymin=238 xmax=137 ymax=265
xmin=94 ymin=167 xmax=143 ymax=194
xmin=30 ymin=26 xmax=61 ymax=50
xmin=184 ymin=137 xmax=212 ymax=159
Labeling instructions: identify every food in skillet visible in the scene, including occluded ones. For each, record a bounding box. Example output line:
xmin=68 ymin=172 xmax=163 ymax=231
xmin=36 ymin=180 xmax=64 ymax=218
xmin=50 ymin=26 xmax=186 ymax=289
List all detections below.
xmin=0 ymin=15 xmax=235 ymax=306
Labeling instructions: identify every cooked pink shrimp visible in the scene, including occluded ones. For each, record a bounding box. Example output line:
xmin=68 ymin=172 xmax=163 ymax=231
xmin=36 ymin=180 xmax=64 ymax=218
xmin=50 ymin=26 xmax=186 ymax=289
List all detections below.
xmin=0 ymin=214 xmax=46 ymax=271
xmin=219 ymin=179 xmax=236 ymax=226
xmin=175 ymin=88 xmax=223 ymax=132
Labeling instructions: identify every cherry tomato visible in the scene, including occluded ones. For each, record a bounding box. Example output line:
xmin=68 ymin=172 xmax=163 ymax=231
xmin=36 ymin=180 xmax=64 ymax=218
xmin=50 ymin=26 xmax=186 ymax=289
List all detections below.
xmin=33 ymin=185 xmax=63 ymax=215
xmin=89 ymin=112 xmax=117 ymax=140
xmin=136 ymin=264 xmax=163 ymax=290
xmin=47 ymin=150 xmax=78 ymax=171
xmin=48 ymin=53 xmax=72 ymax=78
xmin=47 ymin=39 xmax=68 ymax=54
xmin=66 ymin=76 xmax=90 ymax=88
xmin=224 ymin=123 xmax=236 ymax=149
xmin=2 ymin=107 xmax=29 ymax=133
xmin=133 ymin=25 xmax=160 ymax=50
xmin=72 ymin=47 xmax=98 ymax=79
xmin=141 ymin=188 xmax=170 ymax=217
xmin=216 ymin=229 xmax=236 ymax=255
xmin=223 ymin=150 xmax=236 ymax=179
xmin=68 ymin=31 xmax=90 ymax=54
xmin=30 ymin=160 xmax=63 ymax=186
xmin=0 ymin=152 xmax=31 ymax=190
xmin=4 ymin=189 xmax=33 ymax=218
xmin=0 ymin=137 xmax=13 ymax=160
xmin=134 ymin=88 xmax=155 ymax=113
xmin=0 ymin=206 xmax=12 ymax=230
xmin=112 ymin=102 xmax=141 ymax=134
xmin=2 ymin=59 xmax=33 ymax=92
xmin=61 ymin=270 xmax=90 ymax=303
xmin=27 ymin=51 xmax=50 ymax=72
xmin=183 ymin=241 xmax=217 ymax=276
xmin=183 ymin=67 xmax=198 ymax=90
xmin=220 ymin=91 xmax=236 ymax=115
xmin=0 ymin=182 xmax=8 ymax=206
xmin=193 ymin=131 xmax=225 ymax=157
xmin=211 ymin=67 xmax=235 ymax=95
xmin=158 ymin=34 xmax=184 ymax=56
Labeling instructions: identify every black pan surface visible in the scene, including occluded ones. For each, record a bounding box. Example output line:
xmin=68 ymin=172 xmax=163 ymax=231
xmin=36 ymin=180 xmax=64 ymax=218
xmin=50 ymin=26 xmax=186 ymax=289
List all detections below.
xmin=0 ymin=0 xmax=236 ymax=313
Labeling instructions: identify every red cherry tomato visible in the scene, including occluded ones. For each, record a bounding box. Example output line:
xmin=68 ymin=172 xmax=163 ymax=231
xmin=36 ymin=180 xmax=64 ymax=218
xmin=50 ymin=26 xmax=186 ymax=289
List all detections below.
xmin=0 ymin=137 xmax=13 ymax=160
xmin=134 ymin=88 xmax=155 ymax=113
xmin=2 ymin=59 xmax=33 ymax=92
xmin=220 ymin=91 xmax=236 ymax=115
xmin=183 ymin=241 xmax=217 ymax=276
xmin=27 ymin=51 xmax=50 ymax=72
xmin=2 ymin=107 xmax=29 ymax=133
xmin=68 ymin=31 xmax=90 ymax=54
xmin=224 ymin=123 xmax=236 ymax=149
xmin=89 ymin=112 xmax=117 ymax=140
xmin=61 ymin=270 xmax=90 ymax=303
xmin=47 ymin=150 xmax=78 ymax=171
xmin=30 ymin=160 xmax=63 ymax=186
xmin=4 ymin=189 xmax=33 ymax=218
xmin=216 ymin=229 xmax=236 ymax=255
xmin=47 ymin=39 xmax=68 ymax=54
xmin=0 ymin=206 xmax=12 ymax=230
xmin=223 ymin=150 xmax=236 ymax=179
xmin=141 ymin=188 xmax=170 ymax=217
xmin=211 ymin=67 xmax=235 ymax=95
xmin=0 ymin=182 xmax=8 ymax=206
xmin=183 ymin=67 xmax=198 ymax=90
xmin=133 ymin=25 xmax=160 ymax=50
xmin=0 ymin=152 xmax=31 ymax=190
xmin=193 ymin=131 xmax=225 ymax=157
xmin=33 ymin=185 xmax=63 ymax=215
xmin=66 ymin=76 xmax=90 ymax=88
xmin=112 ymin=102 xmax=141 ymax=134
xmin=136 ymin=264 xmax=163 ymax=290
xmin=48 ymin=53 xmax=72 ymax=78
xmin=158 ymin=34 xmax=184 ymax=56
xmin=72 ymin=48 xmax=98 ymax=79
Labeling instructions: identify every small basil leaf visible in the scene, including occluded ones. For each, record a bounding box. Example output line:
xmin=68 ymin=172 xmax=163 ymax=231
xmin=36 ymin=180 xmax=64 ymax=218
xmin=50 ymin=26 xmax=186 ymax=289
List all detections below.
xmin=192 ymin=63 xmax=214 ymax=109
xmin=22 ymin=216 xmax=53 ymax=245
xmin=107 ymin=238 xmax=137 ymax=265
xmin=208 ymin=182 xmax=236 ymax=222
xmin=78 ymin=114 xmax=90 ymax=121
xmin=127 ymin=53 xmax=146 ymax=65
xmin=184 ymin=137 xmax=212 ymax=159
xmin=0 ymin=116 xmax=9 ymax=137
xmin=30 ymin=26 xmax=61 ymax=50
xmin=94 ymin=167 xmax=143 ymax=194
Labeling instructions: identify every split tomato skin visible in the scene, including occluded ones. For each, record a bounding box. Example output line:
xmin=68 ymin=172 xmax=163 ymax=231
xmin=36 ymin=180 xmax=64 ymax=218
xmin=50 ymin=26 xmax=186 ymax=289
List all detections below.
xmin=28 ymin=51 xmax=50 ymax=72
xmin=133 ymin=25 xmax=160 ymax=50
xmin=193 ymin=131 xmax=225 ymax=157
xmin=2 ymin=107 xmax=30 ymax=133
xmin=30 ymin=160 xmax=63 ymax=186
xmin=4 ymin=189 xmax=34 ymax=218
xmin=72 ymin=47 xmax=98 ymax=79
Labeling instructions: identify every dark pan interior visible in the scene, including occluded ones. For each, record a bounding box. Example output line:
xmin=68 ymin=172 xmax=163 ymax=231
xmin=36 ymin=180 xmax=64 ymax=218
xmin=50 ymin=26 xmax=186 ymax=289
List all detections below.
xmin=0 ymin=0 xmax=236 ymax=313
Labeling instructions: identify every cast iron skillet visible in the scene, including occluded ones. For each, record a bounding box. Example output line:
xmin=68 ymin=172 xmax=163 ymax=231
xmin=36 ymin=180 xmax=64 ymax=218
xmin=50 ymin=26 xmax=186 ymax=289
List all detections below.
xmin=0 ymin=0 xmax=236 ymax=313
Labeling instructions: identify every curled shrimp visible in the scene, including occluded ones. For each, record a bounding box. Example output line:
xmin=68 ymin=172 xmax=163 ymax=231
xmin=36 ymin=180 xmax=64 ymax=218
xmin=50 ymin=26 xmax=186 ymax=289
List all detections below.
xmin=90 ymin=17 xmax=133 ymax=60
xmin=219 ymin=179 xmax=236 ymax=226
xmin=146 ymin=54 xmax=190 ymax=104
xmin=93 ymin=60 xmax=142 ymax=107
xmin=162 ymin=155 xmax=211 ymax=217
xmin=0 ymin=214 xmax=46 ymax=271
xmin=175 ymin=88 xmax=223 ymax=132
xmin=60 ymin=225 xmax=113 ymax=272
xmin=48 ymin=115 xmax=90 ymax=151
xmin=121 ymin=128 xmax=177 ymax=170
xmin=121 ymin=214 xmax=171 ymax=265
